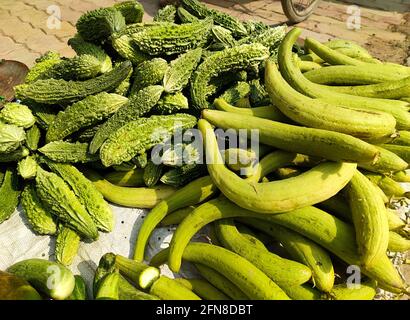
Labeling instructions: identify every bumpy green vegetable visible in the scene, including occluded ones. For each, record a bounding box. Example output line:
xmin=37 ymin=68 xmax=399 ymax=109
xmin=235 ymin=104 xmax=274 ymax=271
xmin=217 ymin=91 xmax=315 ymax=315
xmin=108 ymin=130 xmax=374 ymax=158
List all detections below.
xmin=130 ymin=18 xmax=213 ymax=55
xmin=0 ymin=147 xmax=29 ymax=163
xmin=143 ymin=160 xmax=163 ymax=187
xmin=111 ymin=33 xmax=150 ymax=65
xmin=211 ymin=25 xmax=236 ymax=48
xmin=219 ymin=82 xmax=250 ymax=106
xmin=25 ymin=125 xmax=41 ymax=151
xmin=182 ymin=0 xmax=247 ymax=37
xmin=74 ymin=124 xmax=103 ymax=143
xmin=17 ymin=156 xmax=37 ymax=180
xmin=43 ymin=55 xmax=102 ymax=81
xmin=163 ymin=48 xmax=202 ymax=93
xmin=100 ymin=113 xmax=197 ymax=167
xmin=46 ymin=93 xmax=128 ymax=142
xmin=21 ymin=183 xmax=57 ymax=235
xmin=129 ymin=58 xmax=168 ymax=95
xmin=28 ymin=103 xmax=57 ymax=130
xmin=249 ymin=79 xmax=270 ymax=107
xmin=191 ymin=44 xmax=270 ymax=109
xmin=15 ymin=61 xmax=132 ymax=105
xmin=45 ymin=160 xmax=114 ymax=232
xmin=238 ymin=25 xmax=286 ymax=52
xmin=24 ymin=51 xmax=61 ymax=83
xmin=90 ymin=85 xmax=163 ymax=154
xmin=0 ymin=168 xmax=20 ymax=224
xmin=160 ymin=164 xmax=207 ymax=187
xmin=68 ymin=35 xmax=112 ymax=73
xmin=0 ymin=103 xmax=35 ymax=128
xmin=154 ymin=5 xmax=177 ymax=22
xmin=133 ymin=153 xmax=148 ymax=168
xmin=0 ymin=123 xmax=26 ymax=153
xmin=113 ymin=0 xmax=144 ymax=24
xmin=177 ymin=6 xmax=200 ymax=23
xmin=55 ymin=224 xmax=81 ymax=266
xmin=35 ymin=167 xmax=98 ymax=240
xmin=154 ymin=92 xmax=189 ymax=114
xmin=39 ymin=141 xmax=98 ymax=163
xmin=76 ymin=7 xmax=126 ymax=43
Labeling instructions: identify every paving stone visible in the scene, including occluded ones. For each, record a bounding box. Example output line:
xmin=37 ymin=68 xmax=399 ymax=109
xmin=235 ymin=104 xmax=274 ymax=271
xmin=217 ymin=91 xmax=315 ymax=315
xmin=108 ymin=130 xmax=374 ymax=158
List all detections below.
xmin=25 ymin=33 xmax=67 ymax=55
xmin=40 ymin=20 xmax=77 ymax=40
xmin=67 ymin=0 xmax=99 ymax=13
xmin=0 ymin=20 xmax=45 ymax=46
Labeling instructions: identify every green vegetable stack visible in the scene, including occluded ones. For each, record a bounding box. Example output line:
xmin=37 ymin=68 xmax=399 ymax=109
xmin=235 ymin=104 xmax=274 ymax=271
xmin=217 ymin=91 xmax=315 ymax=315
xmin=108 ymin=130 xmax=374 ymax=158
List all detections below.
xmin=1 ymin=0 xmax=410 ymax=301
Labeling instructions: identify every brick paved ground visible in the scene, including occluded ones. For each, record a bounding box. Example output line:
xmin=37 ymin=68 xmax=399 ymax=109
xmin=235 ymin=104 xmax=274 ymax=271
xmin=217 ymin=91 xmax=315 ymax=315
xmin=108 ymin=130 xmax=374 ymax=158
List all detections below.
xmin=0 ymin=0 xmax=408 ymax=67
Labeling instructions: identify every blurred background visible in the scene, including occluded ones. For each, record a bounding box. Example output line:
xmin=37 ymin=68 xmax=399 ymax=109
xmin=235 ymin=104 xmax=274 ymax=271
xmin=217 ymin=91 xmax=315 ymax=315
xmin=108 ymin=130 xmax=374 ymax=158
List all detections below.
xmin=0 ymin=0 xmax=408 ymax=67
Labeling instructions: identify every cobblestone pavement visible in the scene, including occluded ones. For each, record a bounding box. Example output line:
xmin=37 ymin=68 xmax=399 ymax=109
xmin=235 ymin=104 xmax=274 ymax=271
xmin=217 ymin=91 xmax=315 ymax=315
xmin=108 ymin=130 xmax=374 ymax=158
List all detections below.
xmin=0 ymin=0 xmax=408 ymax=67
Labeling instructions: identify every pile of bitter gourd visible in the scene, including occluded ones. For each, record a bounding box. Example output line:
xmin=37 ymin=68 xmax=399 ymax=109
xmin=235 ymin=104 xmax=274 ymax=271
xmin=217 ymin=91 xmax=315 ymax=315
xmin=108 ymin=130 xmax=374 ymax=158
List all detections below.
xmin=1 ymin=0 xmax=410 ymax=300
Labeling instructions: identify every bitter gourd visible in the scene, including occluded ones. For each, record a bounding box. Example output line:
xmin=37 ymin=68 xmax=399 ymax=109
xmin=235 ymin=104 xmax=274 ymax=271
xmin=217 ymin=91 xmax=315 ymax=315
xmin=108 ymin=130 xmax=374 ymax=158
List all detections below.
xmin=17 ymin=156 xmax=37 ymax=180
xmin=0 ymin=123 xmax=26 ymax=153
xmin=100 ymin=113 xmax=197 ymax=167
xmin=39 ymin=141 xmax=99 ymax=163
xmin=130 ymin=18 xmax=213 ymax=56
xmin=211 ymin=25 xmax=236 ymax=49
xmin=46 ymin=92 xmax=128 ymax=142
xmin=181 ymin=0 xmax=247 ymax=37
xmin=219 ymin=81 xmax=251 ymax=106
xmin=0 ymin=147 xmax=29 ymax=163
xmin=132 ymin=153 xmax=148 ymax=168
xmin=129 ymin=58 xmax=168 ymax=95
xmin=25 ymin=125 xmax=41 ymax=151
xmin=68 ymin=35 xmax=112 ymax=73
xmin=76 ymin=7 xmax=126 ymax=43
xmin=163 ymin=48 xmax=202 ymax=93
xmin=44 ymin=160 xmax=114 ymax=232
xmin=27 ymin=102 xmax=57 ymax=130
xmin=249 ymin=79 xmax=271 ymax=107
xmin=21 ymin=183 xmax=57 ymax=235
xmin=153 ymin=92 xmax=189 ymax=114
xmin=111 ymin=33 xmax=150 ymax=65
xmin=0 ymin=103 xmax=35 ymax=128
xmin=35 ymin=167 xmax=98 ymax=240
xmin=0 ymin=167 xmax=20 ymax=224
xmin=15 ymin=61 xmax=132 ymax=105
xmin=113 ymin=0 xmax=144 ymax=24
xmin=43 ymin=55 xmax=102 ymax=81
xmin=177 ymin=6 xmax=200 ymax=23
xmin=90 ymin=85 xmax=164 ymax=154
xmin=55 ymin=224 xmax=81 ymax=266
xmin=24 ymin=51 xmax=61 ymax=83
xmin=237 ymin=25 xmax=286 ymax=53
xmin=143 ymin=160 xmax=163 ymax=187
xmin=191 ymin=43 xmax=270 ymax=109
xmin=113 ymin=65 xmax=133 ymax=96
xmin=153 ymin=5 xmax=177 ymax=23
